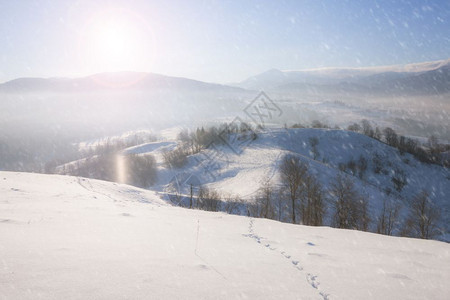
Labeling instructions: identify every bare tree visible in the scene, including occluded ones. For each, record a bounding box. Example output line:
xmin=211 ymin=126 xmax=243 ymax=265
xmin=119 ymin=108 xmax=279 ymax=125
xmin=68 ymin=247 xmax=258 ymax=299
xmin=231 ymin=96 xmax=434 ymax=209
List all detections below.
xmin=162 ymin=146 xmax=188 ymax=168
xmin=302 ymin=174 xmax=326 ymax=226
xmin=223 ymin=194 xmax=243 ymax=215
xmin=189 ymin=184 xmax=194 ymax=209
xmin=197 ymin=186 xmax=205 ymax=209
xmin=361 ymin=119 xmax=374 ymax=137
xmin=372 ymin=152 xmax=384 ymax=174
xmin=373 ymin=127 xmax=382 ymax=140
xmin=126 ymin=154 xmax=158 ymax=188
xmin=358 ymin=196 xmax=371 ymax=231
xmin=309 ymin=137 xmax=320 ymax=160
xmin=279 ymin=154 xmax=308 ymax=224
xmin=255 ymin=177 xmax=275 ymax=219
xmin=311 ymin=120 xmax=329 ymax=128
xmin=275 ymin=188 xmax=287 ymax=222
xmin=197 ymin=186 xmax=221 ymax=212
xmin=177 ymin=129 xmax=190 ymax=145
xmin=403 ymin=190 xmax=440 ymax=239
xmin=357 ymin=155 xmax=368 ymax=179
xmin=347 ymin=123 xmax=361 ymax=132
xmin=329 ymin=174 xmax=366 ymax=230
xmin=391 ymin=167 xmax=407 ymax=192
xmin=383 ymin=127 xmax=398 ymax=147
xmin=377 ymin=198 xmax=401 ymax=236
xmin=427 ymin=135 xmax=441 ymax=163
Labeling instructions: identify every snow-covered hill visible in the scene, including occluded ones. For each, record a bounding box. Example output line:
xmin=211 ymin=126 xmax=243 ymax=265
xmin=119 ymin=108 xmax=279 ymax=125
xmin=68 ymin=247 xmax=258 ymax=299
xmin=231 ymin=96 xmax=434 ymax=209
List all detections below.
xmin=145 ymin=128 xmax=449 ymax=237
xmin=1 ymin=172 xmax=449 ymax=299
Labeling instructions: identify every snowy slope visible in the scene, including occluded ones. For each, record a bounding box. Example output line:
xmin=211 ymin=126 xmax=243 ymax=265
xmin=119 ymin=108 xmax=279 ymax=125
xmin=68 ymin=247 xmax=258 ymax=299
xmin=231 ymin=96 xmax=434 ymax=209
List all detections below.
xmin=54 ymin=128 xmax=450 ymax=237
xmin=149 ymin=128 xmax=449 ymax=236
xmin=1 ymin=172 xmax=449 ymax=299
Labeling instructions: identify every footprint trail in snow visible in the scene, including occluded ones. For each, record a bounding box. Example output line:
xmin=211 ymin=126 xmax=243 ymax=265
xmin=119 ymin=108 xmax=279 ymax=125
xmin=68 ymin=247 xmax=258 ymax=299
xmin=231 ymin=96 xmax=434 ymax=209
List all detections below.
xmin=244 ymin=218 xmax=330 ymax=300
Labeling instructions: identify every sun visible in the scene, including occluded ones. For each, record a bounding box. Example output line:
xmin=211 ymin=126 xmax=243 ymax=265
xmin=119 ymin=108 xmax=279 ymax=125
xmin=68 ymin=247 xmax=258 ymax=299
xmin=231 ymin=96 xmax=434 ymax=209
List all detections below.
xmin=80 ymin=8 xmax=155 ymax=73
xmin=94 ymin=21 xmax=129 ymax=63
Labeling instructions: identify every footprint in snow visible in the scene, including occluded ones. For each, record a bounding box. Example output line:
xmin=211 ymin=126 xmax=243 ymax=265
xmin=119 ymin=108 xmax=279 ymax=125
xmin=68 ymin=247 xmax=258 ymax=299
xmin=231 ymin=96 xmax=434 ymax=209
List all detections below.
xmin=197 ymin=264 xmax=209 ymax=270
xmin=388 ymin=273 xmax=411 ymax=280
xmin=308 ymin=253 xmax=327 ymax=258
xmin=307 ymin=274 xmax=319 ymax=289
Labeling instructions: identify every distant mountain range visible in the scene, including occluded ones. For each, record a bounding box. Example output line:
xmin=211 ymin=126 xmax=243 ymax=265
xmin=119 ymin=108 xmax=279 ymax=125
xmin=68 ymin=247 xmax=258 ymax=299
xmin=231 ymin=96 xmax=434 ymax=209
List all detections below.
xmin=1 ymin=59 xmax=449 ymax=96
xmin=0 ymin=71 xmax=252 ymax=144
xmin=0 ymin=71 xmax=247 ymax=94
xmin=234 ymin=59 xmax=450 ymax=95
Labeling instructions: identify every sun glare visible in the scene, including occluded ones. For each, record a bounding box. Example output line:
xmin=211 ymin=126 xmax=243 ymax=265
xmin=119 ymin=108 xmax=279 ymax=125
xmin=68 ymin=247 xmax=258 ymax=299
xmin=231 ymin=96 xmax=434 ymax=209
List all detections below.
xmin=80 ymin=8 xmax=155 ymax=74
xmin=116 ymin=154 xmax=126 ymax=184
xmin=96 ymin=23 xmax=128 ymax=62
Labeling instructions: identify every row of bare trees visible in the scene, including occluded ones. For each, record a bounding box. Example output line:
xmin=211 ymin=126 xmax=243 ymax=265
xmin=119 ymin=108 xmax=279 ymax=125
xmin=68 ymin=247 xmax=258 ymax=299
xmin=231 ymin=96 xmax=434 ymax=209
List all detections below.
xmin=376 ymin=190 xmax=441 ymax=239
xmin=162 ymin=147 xmax=189 ymax=168
xmin=247 ymin=155 xmax=326 ymax=226
xmin=160 ymin=123 xmax=259 ymax=169
xmin=329 ymin=174 xmax=370 ymax=231
xmin=279 ymin=155 xmax=368 ymax=229
xmin=348 ymin=119 xmax=448 ymax=166
xmin=291 ymin=118 xmax=448 ymax=167
xmin=167 ymin=182 xmax=246 ymax=214
xmin=273 ymin=154 xmax=441 ymax=239
xmin=278 ymin=154 xmax=327 ymax=226
xmin=177 ymin=123 xmax=257 ymax=155
xmin=166 ymin=152 xmax=441 ymax=239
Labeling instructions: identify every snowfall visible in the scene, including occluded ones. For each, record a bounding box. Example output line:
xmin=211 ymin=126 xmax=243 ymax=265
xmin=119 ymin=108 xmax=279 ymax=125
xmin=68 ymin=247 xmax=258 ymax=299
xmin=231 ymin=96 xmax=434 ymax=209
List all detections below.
xmin=1 ymin=172 xmax=449 ymax=299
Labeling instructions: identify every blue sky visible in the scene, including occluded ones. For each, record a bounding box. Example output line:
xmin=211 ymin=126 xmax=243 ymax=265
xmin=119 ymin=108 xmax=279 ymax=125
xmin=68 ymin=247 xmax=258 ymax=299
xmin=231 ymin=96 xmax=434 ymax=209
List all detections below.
xmin=1 ymin=0 xmax=449 ymax=83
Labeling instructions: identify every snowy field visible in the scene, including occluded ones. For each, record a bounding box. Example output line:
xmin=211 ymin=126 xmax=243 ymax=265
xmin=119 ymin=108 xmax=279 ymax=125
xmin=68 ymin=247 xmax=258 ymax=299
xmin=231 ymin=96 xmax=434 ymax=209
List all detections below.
xmin=1 ymin=172 xmax=449 ymax=299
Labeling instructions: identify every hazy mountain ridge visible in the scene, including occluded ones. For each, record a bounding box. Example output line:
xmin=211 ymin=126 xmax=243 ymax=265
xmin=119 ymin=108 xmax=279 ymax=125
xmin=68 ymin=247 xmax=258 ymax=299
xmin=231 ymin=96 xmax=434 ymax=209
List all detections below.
xmin=0 ymin=71 xmax=248 ymax=94
xmin=0 ymin=72 xmax=253 ymax=156
xmin=236 ymin=59 xmax=450 ymax=95
xmin=4 ymin=58 xmax=449 ymax=95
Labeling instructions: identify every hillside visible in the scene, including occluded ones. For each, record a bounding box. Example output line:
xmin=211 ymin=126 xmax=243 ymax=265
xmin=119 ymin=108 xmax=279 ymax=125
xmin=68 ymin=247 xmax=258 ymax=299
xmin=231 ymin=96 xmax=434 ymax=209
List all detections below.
xmin=55 ymin=128 xmax=450 ymax=239
xmin=1 ymin=172 xmax=449 ymax=299
xmin=79 ymin=128 xmax=444 ymax=241
xmin=120 ymin=128 xmax=450 ymax=239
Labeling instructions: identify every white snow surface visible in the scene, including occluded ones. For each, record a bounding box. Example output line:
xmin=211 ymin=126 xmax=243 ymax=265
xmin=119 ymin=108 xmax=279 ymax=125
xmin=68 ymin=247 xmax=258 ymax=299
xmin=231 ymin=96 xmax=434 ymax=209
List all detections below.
xmin=1 ymin=172 xmax=449 ymax=299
